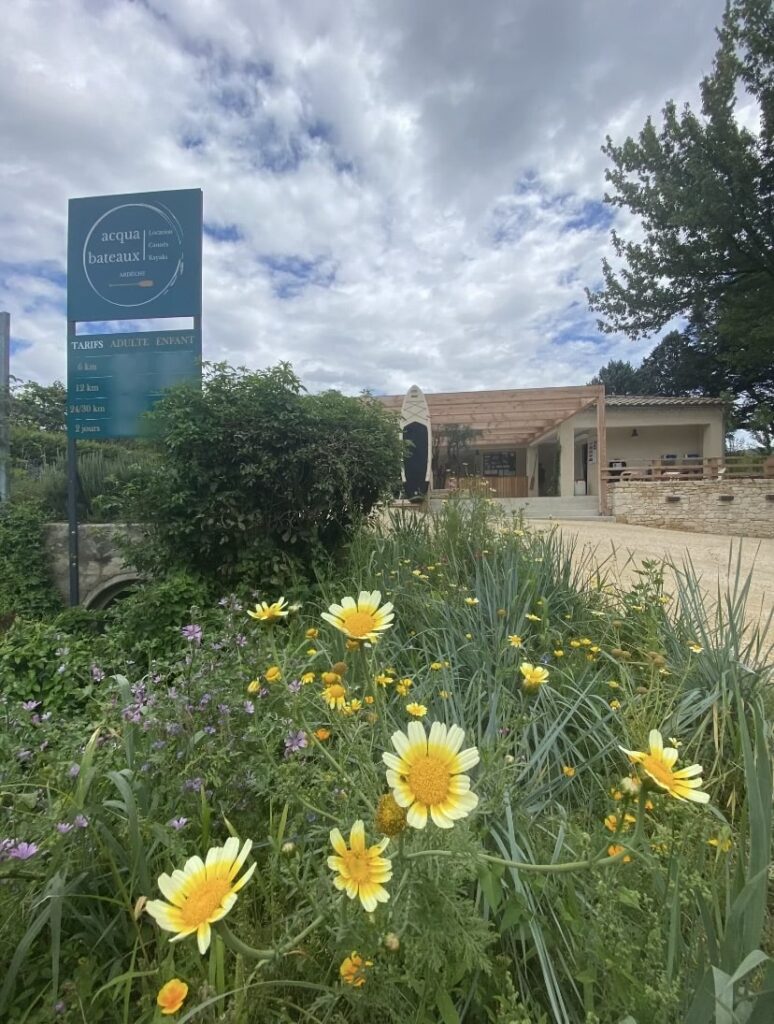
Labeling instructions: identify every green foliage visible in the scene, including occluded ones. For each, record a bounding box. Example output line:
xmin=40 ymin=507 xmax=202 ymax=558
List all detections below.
xmin=123 ymin=362 xmax=402 ymax=589
xmin=0 ymin=501 xmax=62 ymax=618
xmin=10 ymin=445 xmax=159 ymax=523
xmin=587 ymin=0 xmax=774 ymax=440
xmin=0 ymin=618 xmax=98 ymax=705
xmin=104 ymin=571 xmax=213 ymax=659
xmin=9 ymin=378 xmax=66 ymax=433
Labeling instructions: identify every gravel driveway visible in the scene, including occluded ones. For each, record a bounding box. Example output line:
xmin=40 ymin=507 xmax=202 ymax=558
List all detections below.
xmin=531 ymin=519 xmax=774 ymax=656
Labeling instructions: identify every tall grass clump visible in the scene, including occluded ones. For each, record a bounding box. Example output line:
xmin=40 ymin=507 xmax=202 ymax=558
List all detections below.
xmin=0 ymin=495 xmax=771 ymax=1023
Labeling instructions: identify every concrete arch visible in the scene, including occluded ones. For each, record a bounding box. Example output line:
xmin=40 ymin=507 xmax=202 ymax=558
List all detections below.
xmin=82 ymin=572 xmax=144 ymax=610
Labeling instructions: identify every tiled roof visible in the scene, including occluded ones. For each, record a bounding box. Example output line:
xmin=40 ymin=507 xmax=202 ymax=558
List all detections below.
xmin=605 ymin=395 xmax=725 ymax=406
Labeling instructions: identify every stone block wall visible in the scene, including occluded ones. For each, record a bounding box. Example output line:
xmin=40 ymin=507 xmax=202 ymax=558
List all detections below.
xmin=610 ymin=480 xmax=774 ymax=538
xmin=45 ymin=523 xmax=143 ymax=607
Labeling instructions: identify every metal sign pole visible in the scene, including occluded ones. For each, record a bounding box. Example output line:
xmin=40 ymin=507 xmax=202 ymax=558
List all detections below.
xmin=67 ymin=320 xmax=80 ymax=605
xmin=0 ymin=312 xmax=10 ymax=503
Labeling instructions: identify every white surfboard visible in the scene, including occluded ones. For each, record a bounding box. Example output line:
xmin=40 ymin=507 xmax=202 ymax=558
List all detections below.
xmin=400 ymin=385 xmax=433 ymax=498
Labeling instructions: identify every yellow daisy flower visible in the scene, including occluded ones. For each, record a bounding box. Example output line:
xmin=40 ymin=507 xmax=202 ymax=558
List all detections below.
xmin=305 ymin=627 xmax=319 ymax=639
xmin=395 ymin=678 xmax=413 ymax=696
xmin=519 ymin=662 xmax=549 ymax=691
xmin=264 ymin=665 xmax=282 ymax=683
xmin=246 ymin=679 xmax=260 ymax=694
xmin=340 ymin=951 xmax=373 ymax=987
xmin=429 ymin=662 xmax=444 ymax=671
xmin=525 ymin=613 xmax=541 ymax=622
xmin=553 ymin=649 xmax=565 ymax=658
xmin=327 ymin=820 xmax=392 ymax=911
xmin=383 ymin=721 xmax=479 ymax=829
xmin=157 ymin=979 xmax=189 ymax=1015
xmin=247 ymin=598 xmax=288 ymax=623
xmin=314 ymin=727 xmax=331 ymax=741
xmin=465 ymin=596 xmax=479 ymax=606
xmin=321 ymin=591 xmax=394 ymax=642
xmin=323 ymin=681 xmax=347 ymax=710
xmin=374 ymin=673 xmax=393 ymax=687
xmin=620 ymin=730 xmax=709 ymax=804
xmin=301 ymin=672 xmax=316 ymax=684
xmin=562 ymin=765 xmax=575 ymax=778
xmin=145 ymin=837 xmax=255 ymax=954
xmin=688 ymin=642 xmax=703 ymax=654
xmin=405 ymin=702 xmax=427 ymax=717
xmin=508 ymin=635 xmax=523 ymax=648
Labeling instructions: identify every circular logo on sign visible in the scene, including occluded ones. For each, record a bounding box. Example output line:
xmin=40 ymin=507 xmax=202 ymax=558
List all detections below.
xmin=82 ymin=202 xmax=185 ymax=308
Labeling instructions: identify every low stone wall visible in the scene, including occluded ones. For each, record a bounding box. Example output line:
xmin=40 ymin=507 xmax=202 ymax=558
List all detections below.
xmin=610 ymin=479 xmax=774 ymax=538
xmin=44 ymin=523 xmax=143 ymax=607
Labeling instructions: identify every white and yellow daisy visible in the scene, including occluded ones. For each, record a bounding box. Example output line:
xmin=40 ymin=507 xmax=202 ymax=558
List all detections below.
xmin=321 ymin=591 xmax=394 ymax=642
xmin=383 ymin=721 xmax=479 ymax=829
xmin=328 ymin=820 xmax=392 ymax=912
xmin=620 ymin=730 xmax=709 ymax=804
xmin=145 ymin=837 xmax=255 ymax=954
xmin=247 ymin=597 xmax=289 ymax=623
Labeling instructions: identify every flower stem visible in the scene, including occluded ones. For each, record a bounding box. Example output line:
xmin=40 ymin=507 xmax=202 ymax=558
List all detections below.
xmin=406 ymin=790 xmax=648 ymax=874
xmin=215 ymin=913 xmax=325 ymax=962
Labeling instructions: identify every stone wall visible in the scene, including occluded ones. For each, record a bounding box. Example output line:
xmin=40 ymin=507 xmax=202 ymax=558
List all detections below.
xmin=610 ymin=479 xmax=774 ymax=538
xmin=44 ymin=523 xmax=143 ymax=607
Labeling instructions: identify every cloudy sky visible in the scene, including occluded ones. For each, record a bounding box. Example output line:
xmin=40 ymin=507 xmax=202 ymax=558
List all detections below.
xmin=1 ymin=0 xmax=728 ymax=395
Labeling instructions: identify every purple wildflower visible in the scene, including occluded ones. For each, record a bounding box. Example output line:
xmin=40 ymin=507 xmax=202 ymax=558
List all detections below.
xmin=169 ymin=817 xmax=189 ymax=830
xmin=287 ymin=678 xmax=302 ymax=695
xmin=56 ymin=822 xmax=74 ymax=834
xmin=17 ymin=749 xmax=32 ymax=762
xmin=9 ymin=841 xmax=39 ymax=860
xmin=243 ymin=700 xmax=255 ymax=715
xmin=181 ymin=624 xmax=203 ymax=645
xmin=91 ymin=665 xmax=105 ymax=682
xmin=183 ymin=777 xmax=203 ymax=793
xmin=218 ymin=703 xmax=230 ymax=716
xmin=258 ymin=687 xmax=270 ymax=699
xmin=203 ymin=725 xmax=217 ymax=735
xmin=284 ymin=730 xmax=308 ymax=756
xmin=73 ymin=814 xmax=89 ymax=829
xmin=151 ymin=739 xmax=167 ymax=750
xmin=68 ymin=763 xmax=81 ymax=778
xmin=234 ymin=634 xmax=247 ymax=647
xmin=54 ymin=1001 xmax=67 ymax=1015
xmin=21 ymin=700 xmax=41 ymax=711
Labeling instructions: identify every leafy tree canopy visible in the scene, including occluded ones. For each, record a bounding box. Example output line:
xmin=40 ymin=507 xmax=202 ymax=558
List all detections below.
xmin=587 ymin=0 xmax=774 ymax=443
xmin=123 ymin=362 xmax=403 ymax=589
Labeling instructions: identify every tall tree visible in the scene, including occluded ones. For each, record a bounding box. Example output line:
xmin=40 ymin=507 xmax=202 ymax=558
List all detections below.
xmin=587 ymin=0 xmax=774 ymax=438
xmin=588 ymin=359 xmax=644 ymax=395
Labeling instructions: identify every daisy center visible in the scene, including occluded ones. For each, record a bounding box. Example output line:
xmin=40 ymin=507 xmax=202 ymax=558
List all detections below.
xmin=641 ymin=755 xmax=675 ymax=789
xmin=342 ymin=851 xmax=372 ymax=883
xmin=327 ymin=684 xmax=345 ymax=699
xmin=407 ymin=755 xmax=451 ymax=806
xmin=179 ymin=876 xmax=232 ymax=928
xmin=342 ymin=611 xmax=377 ymax=638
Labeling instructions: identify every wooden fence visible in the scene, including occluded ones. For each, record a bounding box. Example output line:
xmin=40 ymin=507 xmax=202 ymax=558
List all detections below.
xmin=602 ymin=455 xmax=774 ymax=485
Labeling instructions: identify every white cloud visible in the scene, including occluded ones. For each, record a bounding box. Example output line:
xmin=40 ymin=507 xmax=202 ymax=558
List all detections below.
xmin=0 ymin=0 xmax=727 ymax=393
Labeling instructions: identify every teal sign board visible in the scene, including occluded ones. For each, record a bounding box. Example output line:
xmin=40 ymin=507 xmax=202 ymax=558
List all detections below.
xmin=67 ymin=189 xmax=202 ymax=321
xmin=67 ymin=330 xmax=201 ymax=438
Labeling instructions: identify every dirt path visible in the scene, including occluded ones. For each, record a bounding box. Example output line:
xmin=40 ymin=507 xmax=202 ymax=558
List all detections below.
xmin=531 ymin=520 xmax=774 ymax=655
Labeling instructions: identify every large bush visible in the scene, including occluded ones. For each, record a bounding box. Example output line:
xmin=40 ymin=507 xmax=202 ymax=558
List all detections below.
xmin=124 ymin=362 xmax=402 ymax=587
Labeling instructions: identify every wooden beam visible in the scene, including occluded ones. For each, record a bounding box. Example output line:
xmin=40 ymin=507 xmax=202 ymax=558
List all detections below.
xmin=596 ymin=385 xmax=608 ymax=515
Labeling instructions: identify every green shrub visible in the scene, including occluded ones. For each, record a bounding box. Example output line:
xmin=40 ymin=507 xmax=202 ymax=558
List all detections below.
xmin=0 ymin=501 xmax=62 ymax=617
xmin=123 ymin=362 xmax=402 ymax=588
